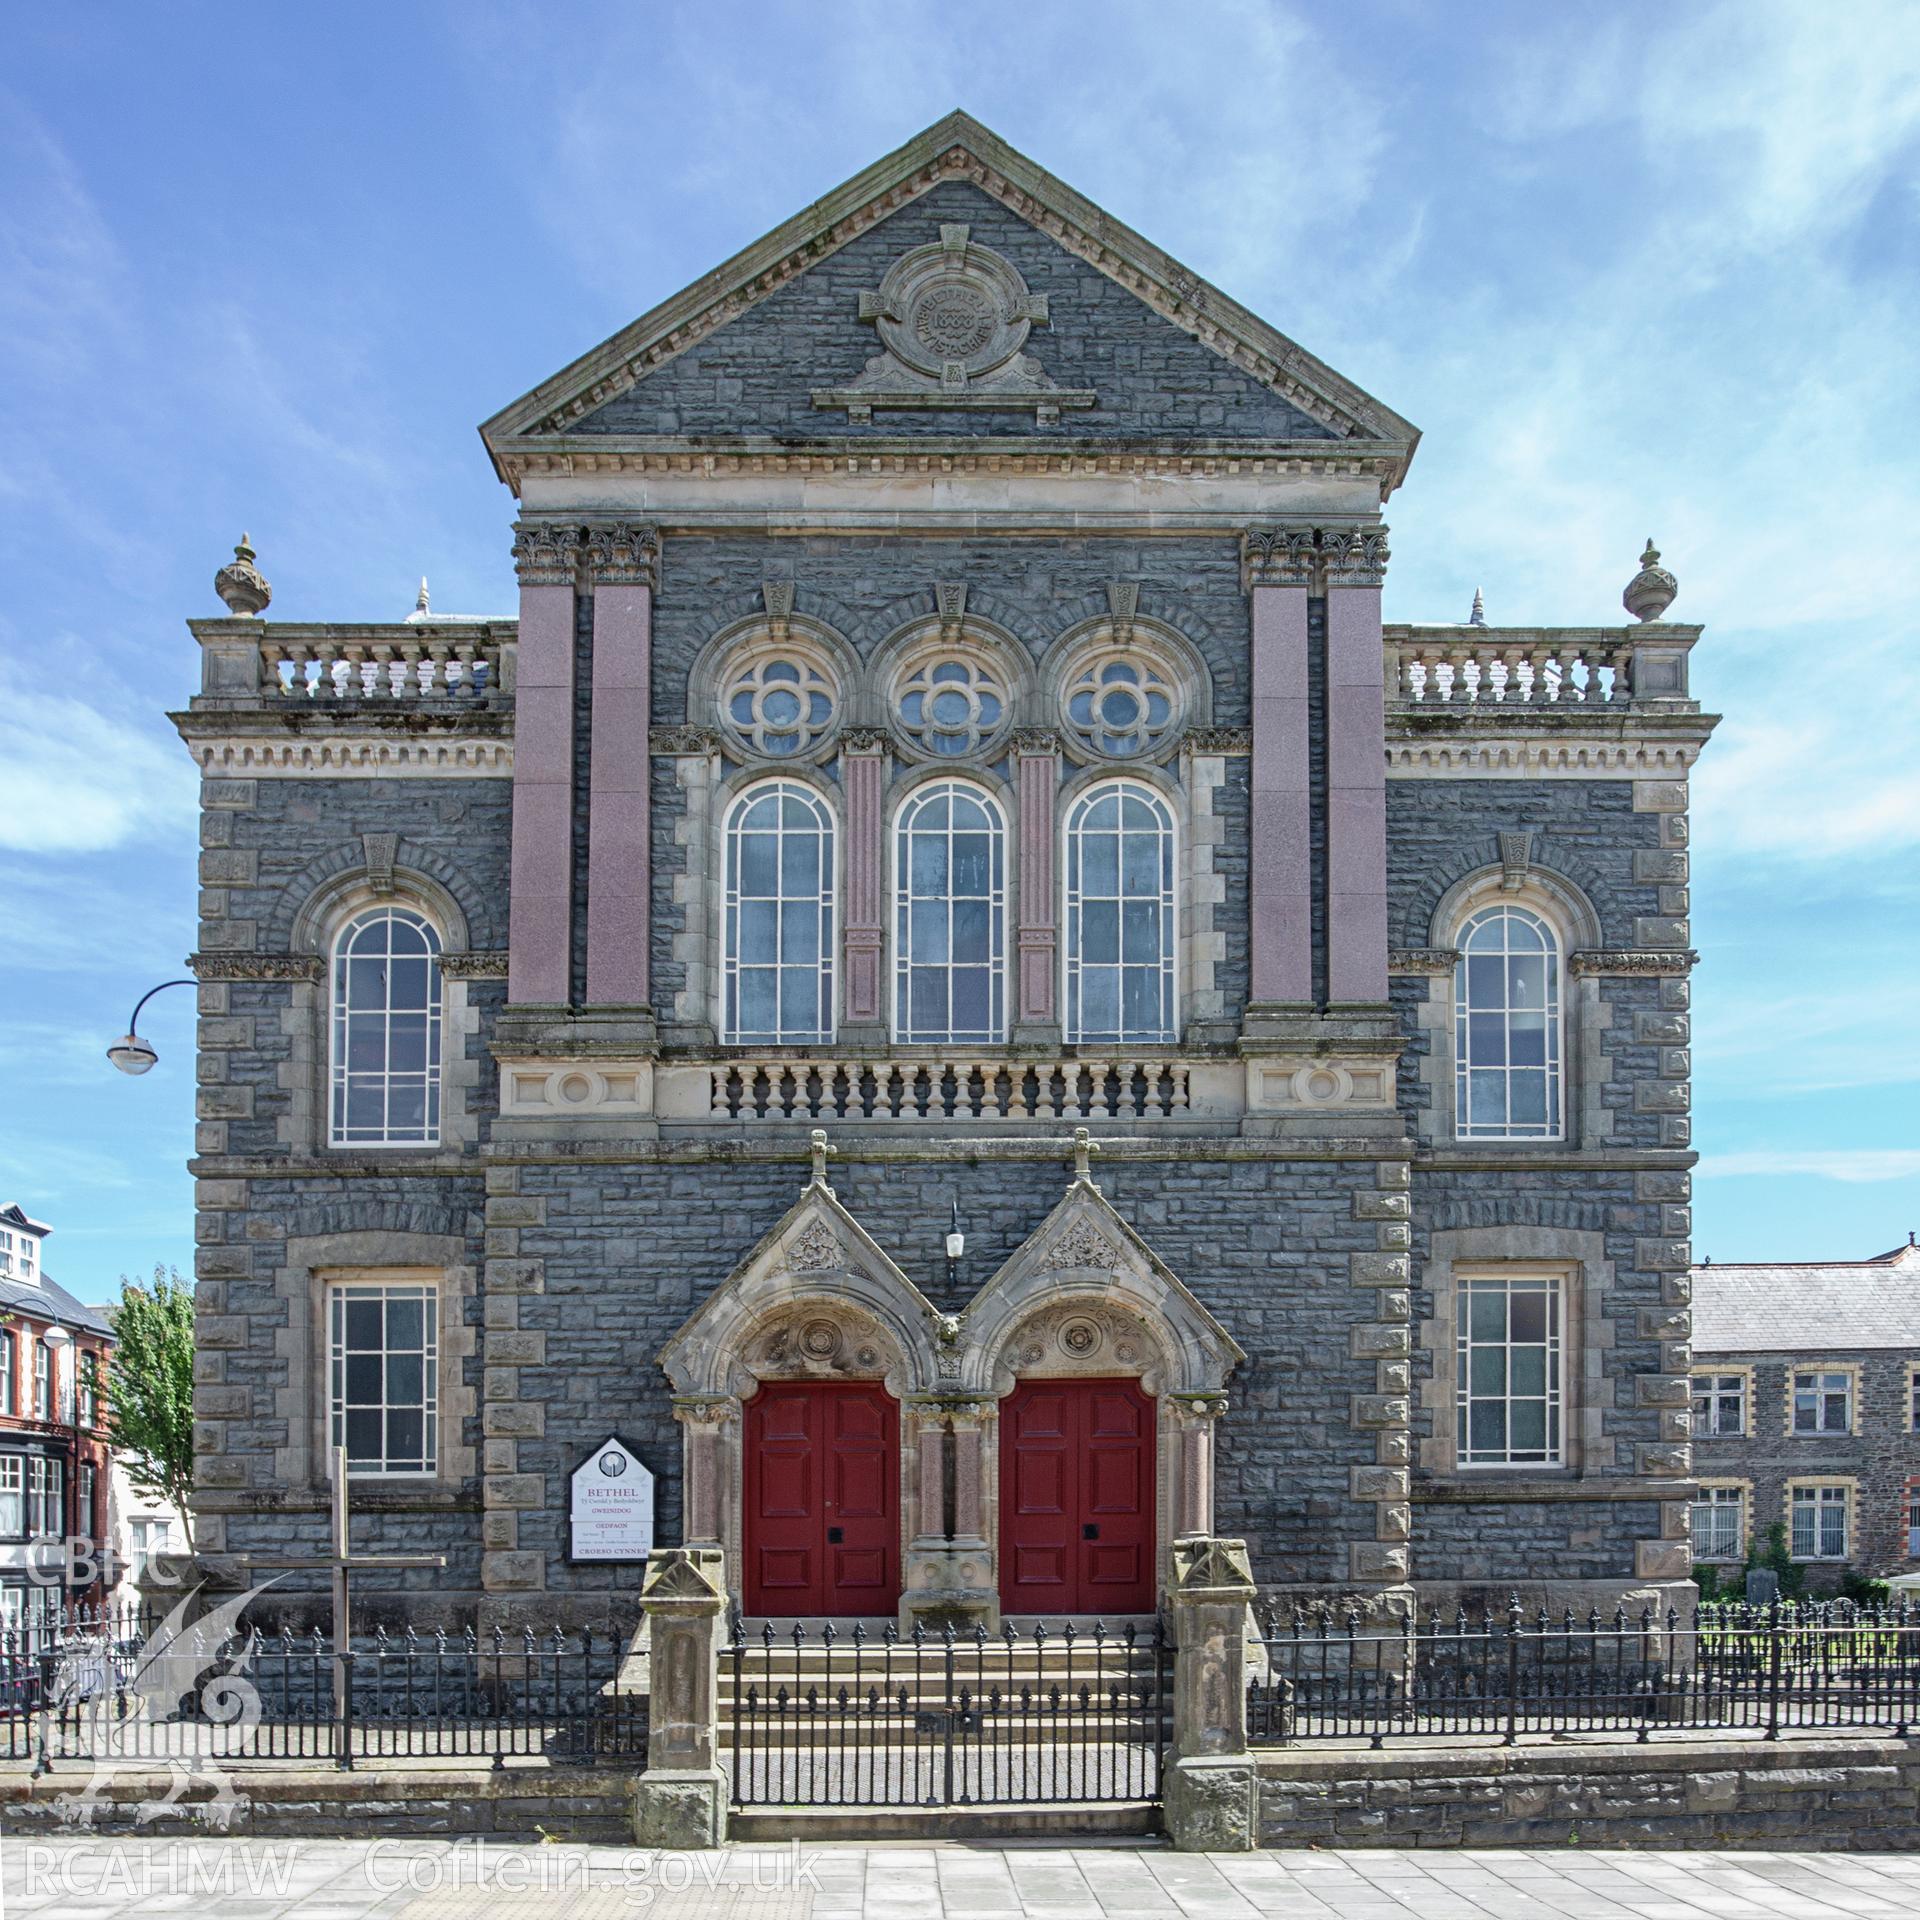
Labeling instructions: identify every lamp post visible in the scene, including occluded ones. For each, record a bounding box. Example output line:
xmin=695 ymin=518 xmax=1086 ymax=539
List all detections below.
xmin=106 ymin=979 xmax=196 ymax=1075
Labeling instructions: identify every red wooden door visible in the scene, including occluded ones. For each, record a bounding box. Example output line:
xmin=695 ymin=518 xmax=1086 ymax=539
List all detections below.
xmin=999 ymin=1377 xmax=1155 ymax=1614
xmin=743 ymin=1381 xmax=899 ymax=1615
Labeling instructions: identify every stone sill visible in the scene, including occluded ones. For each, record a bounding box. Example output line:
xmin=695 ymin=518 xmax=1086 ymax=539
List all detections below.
xmin=1253 ymin=1731 xmax=1917 ymax=1776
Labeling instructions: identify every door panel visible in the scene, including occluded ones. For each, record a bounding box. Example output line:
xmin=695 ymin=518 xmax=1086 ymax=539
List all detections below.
xmin=743 ymin=1381 xmax=900 ymax=1615
xmin=999 ymin=1376 xmax=1156 ymax=1614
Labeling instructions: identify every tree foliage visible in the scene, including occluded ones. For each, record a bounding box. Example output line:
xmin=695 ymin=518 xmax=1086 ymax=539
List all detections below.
xmin=108 ymin=1264 xmax=196 ymax=1549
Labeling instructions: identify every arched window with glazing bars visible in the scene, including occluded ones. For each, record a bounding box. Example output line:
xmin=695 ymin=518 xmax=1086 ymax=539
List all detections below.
xmin=1063 ymin=781 xmax=1176 ymax=1044
xmin=330 ymin=907 xmax=443 ymax=1147
xmin=893 ymin=781 xmax=1006 ymax=1044
xmin=722 ymin=781 xmax=836 ymax=1045
xmin=1454 ymin=904 xmax=1562 ymax=1139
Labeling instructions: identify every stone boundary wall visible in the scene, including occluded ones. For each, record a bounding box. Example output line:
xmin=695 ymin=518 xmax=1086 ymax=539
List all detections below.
xmin=0 ymin=1767 xmax=635 ymax=1843
xmin=1257 ymin=1737 xmax=1920 ymax=1849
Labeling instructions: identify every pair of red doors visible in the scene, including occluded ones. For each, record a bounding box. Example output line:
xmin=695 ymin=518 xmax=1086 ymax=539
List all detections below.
xmin=741 ymin=1377 xmax=1155 ymax=1615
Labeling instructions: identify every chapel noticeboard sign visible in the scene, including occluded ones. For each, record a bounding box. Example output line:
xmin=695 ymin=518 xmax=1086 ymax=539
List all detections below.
xmin=568 ymin=1434 xmax=655 ymax=1563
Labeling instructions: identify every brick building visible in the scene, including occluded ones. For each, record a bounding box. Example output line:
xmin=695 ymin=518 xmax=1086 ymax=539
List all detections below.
xmin=1691 ymin=1242 xmax=1920 ymax=1591
xmin=175 ymin=114 xmax=1716 ymax=1631
xmin=0 ymin=1206 xmax=116 ymax=1627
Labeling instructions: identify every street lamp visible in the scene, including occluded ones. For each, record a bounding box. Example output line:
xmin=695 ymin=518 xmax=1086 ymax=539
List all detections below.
xmin=106 ymin=979 xmax=196 ymax=1075
xmin=944 ymin=1199 xmax=966 ymax=1283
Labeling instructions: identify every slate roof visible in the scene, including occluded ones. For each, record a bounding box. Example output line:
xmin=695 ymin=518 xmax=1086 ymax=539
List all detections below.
xmin=1691 ymin=1244 xmax=1920 ymax=1353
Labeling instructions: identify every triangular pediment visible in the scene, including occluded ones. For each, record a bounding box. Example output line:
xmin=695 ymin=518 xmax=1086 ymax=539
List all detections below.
xmin=480 ymin=111 xmax=1417 ymax=485
xmin=958 ymin=1175 xmax=1243 ymax=1396
xmin=657 ymin=1177 xmax=941 ymax=1398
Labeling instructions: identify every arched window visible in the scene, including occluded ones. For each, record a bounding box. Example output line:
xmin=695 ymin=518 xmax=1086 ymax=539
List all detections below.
xmin=330 ymin=907 xmax=442 ymax=1147
xmin=1064 ymin=782 xmax=1176 ymax=1044
xmin=894 ymin=781 xmax=1006 ymax=1044
xmin=1454 ymin=904 xmax=1562 ymax=1139
xmin=723 ymin=781 xmax=835 ymax=1044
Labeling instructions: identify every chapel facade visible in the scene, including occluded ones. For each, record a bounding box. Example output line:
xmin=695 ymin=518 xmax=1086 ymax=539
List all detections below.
xmin=177 ymin=114 xmax=1715 ymax=1629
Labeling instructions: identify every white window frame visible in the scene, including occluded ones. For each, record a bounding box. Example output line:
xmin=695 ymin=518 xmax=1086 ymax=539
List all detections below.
xmin=32 ymin=1342 xmax=49 ymax=1421
xmin=328 ymin=905 xmax=444 ymax=1149
xmin=721 ymin=779 xmax=837 ymax=1045
xmin=1063 ymin=779 xmax=1178 ymax=1045
xmin=328 ymin=1282 xmax=440 ymax=1478
xmin=0 ymin=1333 xmax=13 ymax=1418
xmin=0 ymin=1457 xmax=22 ymax=1537
xmin=1691 ymin=1483 xmax=1746 ymax=1561
xmin=77 ymin=1352 xmax=99 ymax=1429
xmin=1908 ymin=1479 xmax=1920 ymax=1559
xmin=1909 ymin=1368 xmax=1920 ymax=1435
xmin=1790 ymin=1368 xmax=1854 ymax=1436
xmin=1453 ymin=903 xmax=1563 ymax=1141
xmin=1789 ymin=1481 xmax=1851 ymax=1561
xmin=27 ymin=1456 xmax=61 ymax=1538
xmin=892 ymin=780 xmax=1008 ymax=1045
xmin=1455 ymin=1270 xmax=1564 ymax=1468
xmin=1691 ymin=1370 xmax=1748 ymax=1437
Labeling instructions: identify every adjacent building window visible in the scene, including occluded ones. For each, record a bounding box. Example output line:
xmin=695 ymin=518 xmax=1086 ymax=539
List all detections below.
xmin=77 ymin=1464 xmax=94 ymax=1531
xmin=1692 ymin=1484 xmax=1745 ymax=1561
xmin=1691 ymin=1371 xmax=1747 ymax=1437
xmin=722 ymin=782 xmax=836 ymax=1044
xmin=894 ymin=782 xmax=1006 ymax=1044
xmin=330 ymin=907 xmax=443 ymax=1148
xmin=1454 ymin=905 xmax=1562 ymax=1139
xmin=1908 ymin=1481 xmax=1920 ymax=1558
xmin=0 ymin=1457 xmax=21 ymax=1536
xmin=1910 ymin=1368 xmax=1920 ymax=1434
xmin=27 ymin=1456 xmax=62 ymax=1538
xmin=0 ymin=1333 xmax=13 ymax=1418
xmin=329 ymin=1283 xmax=439 ymax=1476
xmin=1790 ymin=1483 xmax=1850 ymax=1560
xmin=78 ymin=1353 xmax=99 ymax=1429
xmin=1791 ymin=1369 xmax=1853 ymax=1434
xmin=1456 ymin=1273 xmax=1563 ymax=1467
xmin=1063 ymin=782 xmax=1176 ymax=1044
xmin=32 ymin=1342 xmax=49 ymax=1421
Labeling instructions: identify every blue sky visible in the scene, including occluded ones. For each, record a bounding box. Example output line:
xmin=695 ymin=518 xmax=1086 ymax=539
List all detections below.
xmin=2 ymin=1 xmax=1916 ymax=1302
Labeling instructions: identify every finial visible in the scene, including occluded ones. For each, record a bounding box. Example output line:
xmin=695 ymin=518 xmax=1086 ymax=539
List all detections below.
xmin=416 ymin=578 xmax=430 ymax=614
xmin=1622 ymin=538 xmax=1677 ymax=623
xmin=214 ymin=533 xmax=271 ymax=617
xmin=1468 ymin=587 xmax=1486 ymax=628
xmin=1070 ymin=1126 xmax=1100 ymax=1189
xmin=807 ymin=1128 xmax=835 ymax=1194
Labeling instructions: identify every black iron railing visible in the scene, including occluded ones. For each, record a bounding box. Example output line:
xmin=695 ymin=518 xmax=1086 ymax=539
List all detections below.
xmin=726 ymin=1618 xmax=1170 ymax=1808
xmin=1252 ymin=1597 xmax=1920 ymax=1748
xmin=0 ymin=1600 xmax=646 ymax=1770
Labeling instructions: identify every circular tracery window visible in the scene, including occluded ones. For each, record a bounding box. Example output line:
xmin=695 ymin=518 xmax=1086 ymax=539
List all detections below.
xmin=723 ymin=652 xmax=837 ymax=758
xmin=896 ymin=655 xmax=1006 ymax=758
xmin=1062 ymin=651 xmax=1181 ymax=759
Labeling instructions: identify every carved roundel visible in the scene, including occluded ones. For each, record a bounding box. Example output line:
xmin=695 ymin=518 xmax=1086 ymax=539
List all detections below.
xmin=871 ymin=232 xmax=1041 ymax=384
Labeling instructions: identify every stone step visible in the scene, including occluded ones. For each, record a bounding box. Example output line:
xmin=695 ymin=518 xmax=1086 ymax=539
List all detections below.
xmin=726 ymin=1801 xmax=1162 ymax=1842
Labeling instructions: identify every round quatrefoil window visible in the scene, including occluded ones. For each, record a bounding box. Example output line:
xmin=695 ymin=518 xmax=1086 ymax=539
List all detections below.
xmin=896 ymin=655 xmax=1006 ymax=758
xmin=723 ymin=650 xmax=837 ymax=758
xmin=1062 ymin=651 xmax=1182 ymax=759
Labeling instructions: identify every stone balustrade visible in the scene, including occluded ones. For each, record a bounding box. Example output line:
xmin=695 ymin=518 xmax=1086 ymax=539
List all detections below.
xmin=1383 ymin=624 xmax=1698 ymax=710
xmin=702 ymin=1055 xmax=1197 ymax=1123
xmin=259 ymin=628 xmax=503 ymax=701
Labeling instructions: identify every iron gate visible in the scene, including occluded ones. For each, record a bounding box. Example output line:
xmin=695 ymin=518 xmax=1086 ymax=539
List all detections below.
xmin=726 ymin=1618 xmax=1169 ymax=1807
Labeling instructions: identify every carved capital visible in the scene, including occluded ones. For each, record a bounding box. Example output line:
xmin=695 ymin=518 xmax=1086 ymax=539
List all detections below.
xmin=1185 ymin=725 xmax=1252 ymax=755
xmin=438 ymin=950 xmax=510 ymax=980
xmin=187 ymin=951 xmax=325 ymax=984
xmin=1389 ymin=948 xmax=1459 ymax=976
xmin=1011 ymin=727 xmax=1061 ymax=757
xmin=511 ymin=520 xmax=580 ymax=587
xmin=1568 ymin=949 xmax=1698 ymax=977
xmin=1240 ymin=525 xmax=1319 ymax=592
xmin=840 ymin=726 xmax=889 ymax=756
xmin=1323 ymin=525 xmax=1391 ymax=588
xmin=649 ymin=725 xmax=721 ymax=757
xmin=581 ymin=520 xmax=659 ymax=588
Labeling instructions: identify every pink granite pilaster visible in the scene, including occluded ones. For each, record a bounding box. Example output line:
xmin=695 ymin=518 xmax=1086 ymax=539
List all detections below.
xmin=1015 ymin=733 xmax=1060 ymax=1031
xmin=583 ymin=524 xmax=659 ymax=1009
xmin=1248 ymin=581 xmax=1313 ymax=1007
xmin=1326 ymin=581 xmax=1389 ymax=1006
xmin=841 ymin=735 xmax=886 ymax=1030
xmin=506 ymin=524 xmax=578 ymax=1006
xmin=952 ymin=1413 xmax=985 ymax=1539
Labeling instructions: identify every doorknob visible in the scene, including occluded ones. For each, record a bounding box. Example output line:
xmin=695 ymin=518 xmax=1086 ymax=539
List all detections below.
xmin=1082 ymin=1523 xmax=1100 ymax=1540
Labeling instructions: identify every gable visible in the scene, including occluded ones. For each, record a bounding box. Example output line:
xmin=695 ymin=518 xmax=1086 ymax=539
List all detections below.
xmin=573 ymin=181 xmax=1340 ymax=445
xmin=482 ymin=112 xmax=1417 ymax=485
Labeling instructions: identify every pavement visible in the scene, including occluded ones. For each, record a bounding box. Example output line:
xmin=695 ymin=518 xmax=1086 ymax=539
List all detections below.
xmin=6 ymin=1839 xmax=1920 ymax=1920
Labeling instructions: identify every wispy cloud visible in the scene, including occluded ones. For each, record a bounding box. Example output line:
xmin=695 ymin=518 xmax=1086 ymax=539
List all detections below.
xmin=0 ymin=670 xmax=196 ymax=854
xmin=1696 ymin=1149 xmax=1920 ymax=1184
